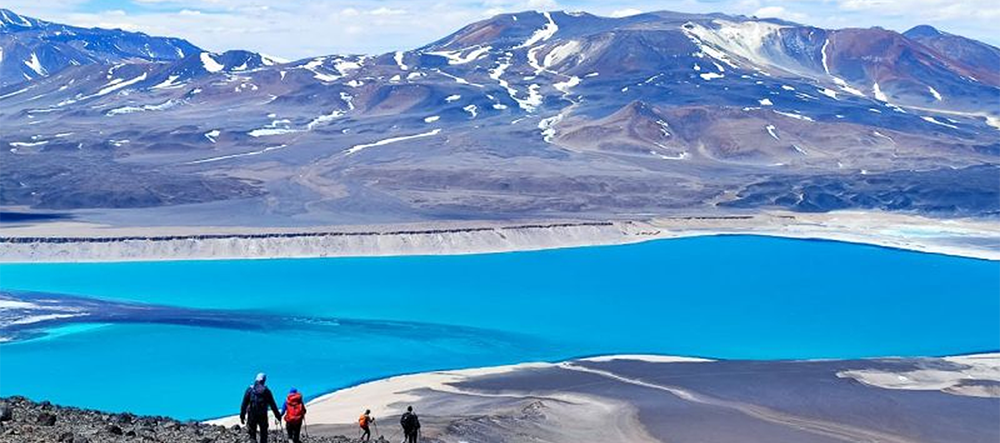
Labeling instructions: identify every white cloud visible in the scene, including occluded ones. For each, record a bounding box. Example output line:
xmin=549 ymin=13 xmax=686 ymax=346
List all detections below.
xmin=753 ymin=6 xmax=808 ymax=22
xmin=835 ymin=0 xmax=1000 ymax=20
xmin=526 ymin=0 xmax=559 ymax=9
xmin=610 ymin=8 xmax=643 ymax=18
xmin=370 ymin=7 xmax=407 ymax=16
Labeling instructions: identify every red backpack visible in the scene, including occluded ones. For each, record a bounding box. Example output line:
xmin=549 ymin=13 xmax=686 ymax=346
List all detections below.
xmin=284 ymin=392 xmax=306 ymax=423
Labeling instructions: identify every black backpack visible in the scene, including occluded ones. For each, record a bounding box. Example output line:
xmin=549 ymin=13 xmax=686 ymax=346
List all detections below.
xmin=401 ymin=412 xmax=419 ymax=430
xmin=248 ymin=384 xmax=269 ymax=415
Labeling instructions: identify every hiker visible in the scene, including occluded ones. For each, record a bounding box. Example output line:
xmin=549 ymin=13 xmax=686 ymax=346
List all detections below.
xmin=240 ymin=373 xmax=282 ymax=443
xmin=358 ymin=409 xmax=374 ymax=442
xmin=282 ymin=388 xmax=307 ymax=443
xmin=400 ymin=406 xmax=420 ymax=443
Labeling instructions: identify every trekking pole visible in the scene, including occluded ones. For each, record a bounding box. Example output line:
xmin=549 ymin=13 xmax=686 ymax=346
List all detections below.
xmin=373 ymin=421 xmax=380 ymax=439
xmin=387 ymin=427 xmax=400 ymax=443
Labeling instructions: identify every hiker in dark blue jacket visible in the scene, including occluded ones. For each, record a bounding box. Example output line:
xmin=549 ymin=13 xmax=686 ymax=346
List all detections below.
xmin=240 ymin=373 xmax=282 ymax=443
xmin=400 ymin=406 xmax=421 ymax=443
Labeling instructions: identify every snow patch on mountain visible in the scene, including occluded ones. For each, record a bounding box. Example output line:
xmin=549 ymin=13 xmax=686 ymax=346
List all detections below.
xmin=873 ymin=82 xmax=888 ymax=102
xmin=1 ymin=9 xmax=33 ymax=27
xmin=428 ymin=46 xmax=492 ymax=65
xmin=0 ymin=86 xmax=34 ymax=100
xmin=774 ymin=110 xmax=814 ymax=122
xmin=517 ymin=11 xmax=558 ymax=49
xmin=490 ymin=58 xmax=519 ymax=106
xmin=833 ymin=77 xmax=864 ymax=97
xmin=260 ymin=54 xmax=285 ymax=66
xmin=248 ymin=119 xmax=297 ymax=137
xmin=101 ymin=74 xmax=147 ymax=95
xmin=651 ymin=150 xmax=689 ymax=160
xmin=463 ymin=104 xmax=478 ymax=118
xmin=818 ymin=88 xmax=838 ymax=99
xmin=345 ymin=129 xmax=442 ymax=155
xmin=394 ymin=51 xmax=408 ymax=71
xmin=684 ymin=20 xmax=786 ymax=70
xmin=200 ymin=53 xmax=224 ymax=73
xmin=301 ymin=57 xmax=363 ymax=82
xmin=187 ymin=144 xmax=288 ymax=165
xmin=340 ymin=92 xmax=355 ymax=110
xmin=435 ymin=69 xmax=483 ymax=87
xmin=983 ymin=115 xmax=1000 ymax=131
xmin=921 ymin=116 xmax=957 ymax=129
xmin=23 ymin=52 xmax=45 ymax=76
xmin=927 ymin=86 xmax=943 ymax=101
xmin=302 ymin=57 xmax=341 ymax=83
xmin=765 ymin=124 xmax=779 ymax=140
xmin=306 ymin=110 xmax=345 ymax=130
xmin=543 ymin=40 xmax=581 ymax=68
xmin=526 ymin=45 xmax=548 ymax=75
xmin=538 ymin=113 xmax=563 ymax=143
xmin=9 ymin=140 xmax=48 ymax=148
xmin=204 ymin=129 xmax=220 ymax=143
xmin=151 ymin=75 xmax=182 ymax=89
xmin=106 ymin=99 xmax=179 ymax=116
xmin=821 ymin=39 xmax=831 ymax=75
xmin=493 ymin=54 xmax=543 ymax=112
xmin=523 ymin=84 xmax=543 ymax=111
xmin=553 ymin=75 xmax=580 ymax=94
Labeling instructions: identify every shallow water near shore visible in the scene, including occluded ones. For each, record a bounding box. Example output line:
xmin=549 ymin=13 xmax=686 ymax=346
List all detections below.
xmin=1 ymin=235 xmax=998 ymax=419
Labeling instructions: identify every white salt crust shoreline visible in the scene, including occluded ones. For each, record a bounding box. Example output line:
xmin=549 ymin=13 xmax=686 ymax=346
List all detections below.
xmin=1 ymin=210 xmax=998 ymax=262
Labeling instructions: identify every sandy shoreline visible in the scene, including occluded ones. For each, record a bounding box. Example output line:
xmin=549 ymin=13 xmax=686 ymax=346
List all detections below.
xmin=205 ymin=354 xmax=714 ymax=428
xmin=1 ymin=210 xmax=998 ymax=262
xmin=205 ymin=353 xmax=999 ymax=443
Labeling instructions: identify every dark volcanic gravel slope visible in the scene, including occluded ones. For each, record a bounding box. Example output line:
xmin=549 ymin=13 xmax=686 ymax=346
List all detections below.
xmin=0 ymin=397 xmax=380 ymax=443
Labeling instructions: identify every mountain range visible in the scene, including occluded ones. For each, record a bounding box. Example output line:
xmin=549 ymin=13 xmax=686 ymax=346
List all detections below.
xmin=1 ymin=8 xmax=997 ymax=226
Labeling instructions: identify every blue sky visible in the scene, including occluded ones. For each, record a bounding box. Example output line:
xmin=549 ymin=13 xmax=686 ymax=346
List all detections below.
xmin=7 ymin=0 xmax=998 ymax=59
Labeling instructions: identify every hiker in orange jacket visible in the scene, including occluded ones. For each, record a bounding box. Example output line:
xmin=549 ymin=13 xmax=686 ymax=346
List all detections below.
xmin=359 ymin=409 xmax=375 ymax=441
xmin=282 ymin=388 xmax=307 ymax=443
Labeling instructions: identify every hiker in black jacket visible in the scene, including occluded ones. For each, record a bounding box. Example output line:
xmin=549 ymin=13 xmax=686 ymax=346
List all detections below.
xmin=240 ymin=373 xmax=282 ymax=443
xmin=400 ymin=405 xmax=421 ymax=443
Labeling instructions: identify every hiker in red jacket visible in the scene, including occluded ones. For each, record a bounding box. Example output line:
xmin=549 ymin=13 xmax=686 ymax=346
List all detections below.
xmin=282 ymin=388 xmax=307 ymax=443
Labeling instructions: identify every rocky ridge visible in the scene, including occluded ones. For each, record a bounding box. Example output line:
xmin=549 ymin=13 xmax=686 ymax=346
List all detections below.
xmin=0 ymin=397 xmax=382 ymax=443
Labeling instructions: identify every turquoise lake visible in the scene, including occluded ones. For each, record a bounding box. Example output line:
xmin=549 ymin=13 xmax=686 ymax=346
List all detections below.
xmin=0 ymin=235 xmax=998 ymax=419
